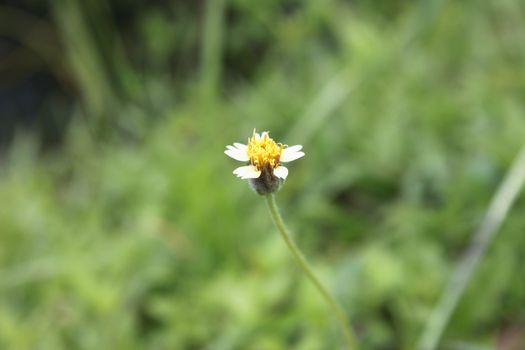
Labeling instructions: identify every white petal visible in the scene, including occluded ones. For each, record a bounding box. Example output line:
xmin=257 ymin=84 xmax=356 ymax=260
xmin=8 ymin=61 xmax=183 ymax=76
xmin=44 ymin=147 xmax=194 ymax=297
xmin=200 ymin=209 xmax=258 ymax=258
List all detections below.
xmin=274 ymin=166 xmax=288 ymax=179
xmin=225 ymin=148 xmax=249 ymax=161
xmin=233 ymin=165 xmax=261 ymax=179
xmin=285 ymin=145 xmax=303 ymax=153
xmin=227 ymin=143 xmax=247 ymax=152
xmin=233 ymin=143 xmax=247 ymax=151
xmin=280 ymin=146 xmax=305 ymax=162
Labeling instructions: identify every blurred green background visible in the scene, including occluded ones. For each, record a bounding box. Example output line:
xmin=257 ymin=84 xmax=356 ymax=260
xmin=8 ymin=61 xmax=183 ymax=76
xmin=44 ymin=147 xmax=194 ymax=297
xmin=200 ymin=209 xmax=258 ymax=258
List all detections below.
xmin=1 ymin=0 xmax=525 ymax=349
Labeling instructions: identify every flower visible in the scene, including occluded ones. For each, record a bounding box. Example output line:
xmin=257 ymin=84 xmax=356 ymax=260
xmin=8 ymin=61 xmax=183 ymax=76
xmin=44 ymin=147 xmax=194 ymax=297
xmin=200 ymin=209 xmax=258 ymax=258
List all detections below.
xmin=225 ymin=129 xmax=305 ymax=194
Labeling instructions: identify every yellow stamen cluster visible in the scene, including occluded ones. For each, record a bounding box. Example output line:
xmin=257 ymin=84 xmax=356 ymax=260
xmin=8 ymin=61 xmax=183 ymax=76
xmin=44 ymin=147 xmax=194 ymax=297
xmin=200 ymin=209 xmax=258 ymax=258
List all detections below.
xmin=247 ymin=130 xmax=284 ymax=171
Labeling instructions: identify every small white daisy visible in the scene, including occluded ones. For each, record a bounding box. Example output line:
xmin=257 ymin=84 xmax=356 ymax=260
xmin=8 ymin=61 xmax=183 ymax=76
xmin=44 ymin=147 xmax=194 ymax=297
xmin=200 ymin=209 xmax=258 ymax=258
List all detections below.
xmin=225 ymin=129 xmax=304 ymax=192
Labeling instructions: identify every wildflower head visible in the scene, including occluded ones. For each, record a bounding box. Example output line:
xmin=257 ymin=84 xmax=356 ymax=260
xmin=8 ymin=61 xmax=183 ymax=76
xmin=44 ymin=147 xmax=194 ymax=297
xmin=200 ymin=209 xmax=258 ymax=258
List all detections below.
xmin=225 ymin=129 xmax=305 ymax=194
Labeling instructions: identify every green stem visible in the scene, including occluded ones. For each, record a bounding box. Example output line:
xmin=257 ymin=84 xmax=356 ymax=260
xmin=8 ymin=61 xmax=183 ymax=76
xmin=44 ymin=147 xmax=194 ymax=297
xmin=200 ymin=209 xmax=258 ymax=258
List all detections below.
xmin=200 ymin=0 xmax=226 ymax=101
xmin=265 ymin=193 xmax=357 ymax=349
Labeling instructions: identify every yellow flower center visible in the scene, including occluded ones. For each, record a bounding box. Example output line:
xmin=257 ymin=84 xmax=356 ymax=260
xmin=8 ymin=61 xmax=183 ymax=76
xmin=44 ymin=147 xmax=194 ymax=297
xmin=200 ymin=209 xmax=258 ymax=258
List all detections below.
xmin=247 ymin=130 xmax=284 ymax=171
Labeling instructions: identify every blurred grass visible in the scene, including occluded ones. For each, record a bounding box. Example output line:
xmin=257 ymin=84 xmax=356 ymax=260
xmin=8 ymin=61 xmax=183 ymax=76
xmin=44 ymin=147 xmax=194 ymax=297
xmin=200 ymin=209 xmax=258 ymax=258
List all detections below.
xmin=1 ymin=0 xmax=525 ymax=349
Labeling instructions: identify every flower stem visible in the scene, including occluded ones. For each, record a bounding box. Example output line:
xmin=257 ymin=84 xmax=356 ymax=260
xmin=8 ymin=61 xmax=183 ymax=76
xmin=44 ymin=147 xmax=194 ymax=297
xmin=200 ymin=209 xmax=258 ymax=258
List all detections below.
xmin=265 ymin=193 xmax=357 ymax=349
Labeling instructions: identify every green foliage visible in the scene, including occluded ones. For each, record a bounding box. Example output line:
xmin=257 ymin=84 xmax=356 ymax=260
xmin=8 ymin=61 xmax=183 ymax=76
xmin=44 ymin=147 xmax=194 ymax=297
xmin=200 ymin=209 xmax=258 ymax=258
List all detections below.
xmin=1 ymin=0 xmax=525 ymax=349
